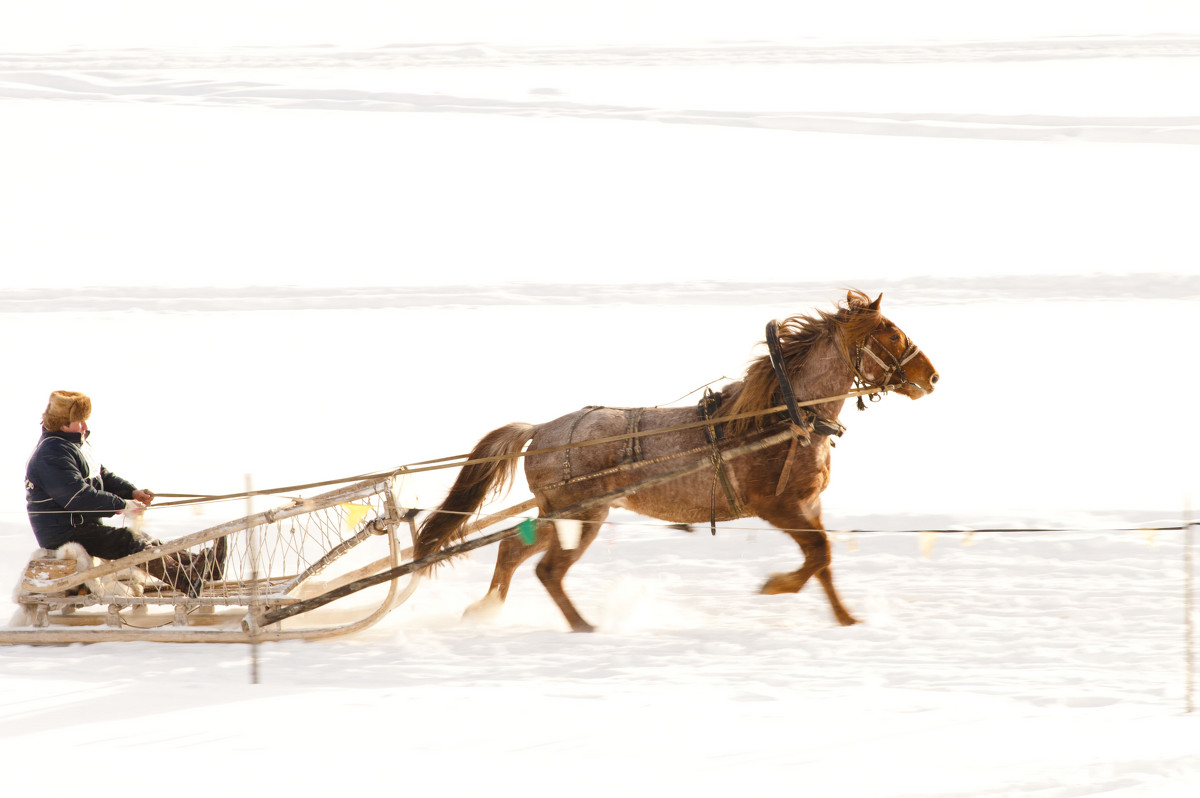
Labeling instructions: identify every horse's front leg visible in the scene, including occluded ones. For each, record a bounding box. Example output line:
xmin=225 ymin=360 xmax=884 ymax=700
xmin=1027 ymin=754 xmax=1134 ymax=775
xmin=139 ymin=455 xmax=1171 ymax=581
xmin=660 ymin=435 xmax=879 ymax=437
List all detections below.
xmin=534 ymin=509 xmax=607 ymax=633
xmin=757 ymin=503 xmax=859 ymax=626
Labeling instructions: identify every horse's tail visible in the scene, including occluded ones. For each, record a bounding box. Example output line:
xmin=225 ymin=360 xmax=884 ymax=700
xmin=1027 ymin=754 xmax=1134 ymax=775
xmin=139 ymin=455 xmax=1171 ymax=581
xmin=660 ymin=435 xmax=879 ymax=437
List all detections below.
xmin=415 ymin=422 xmax=536 ymax=560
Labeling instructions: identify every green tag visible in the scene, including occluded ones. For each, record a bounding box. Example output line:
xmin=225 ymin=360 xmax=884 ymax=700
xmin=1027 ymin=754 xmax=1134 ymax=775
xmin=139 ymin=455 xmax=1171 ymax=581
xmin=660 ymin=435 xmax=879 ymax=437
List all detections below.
xmin=517 ymin=518 xmax=538 ymax=545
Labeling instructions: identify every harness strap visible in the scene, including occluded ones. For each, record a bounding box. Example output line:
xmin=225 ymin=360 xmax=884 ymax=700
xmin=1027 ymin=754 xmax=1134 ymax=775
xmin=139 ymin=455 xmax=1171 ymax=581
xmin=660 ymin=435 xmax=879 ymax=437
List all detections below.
xmin=767 ymin=319 xmax=849 ymax=435
xmin=561 ymin=406 xmax=602 ymax=482
xmin=617 ymin=408 xmax=645 ymax=466
xmin=766 ymin=321 xmax=805 ymax=427
xmin=775 ymin=430 xmax=803 ymax=497
xmin=697 ymin=389 xmax=744 ymax=535
xmin=772 ymin=415 xmax=845 ymax=495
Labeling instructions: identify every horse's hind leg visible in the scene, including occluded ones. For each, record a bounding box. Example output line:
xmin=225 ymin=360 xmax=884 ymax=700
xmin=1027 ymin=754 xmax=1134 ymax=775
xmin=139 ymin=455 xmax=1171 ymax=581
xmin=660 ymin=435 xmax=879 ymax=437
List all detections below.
xmin=759 ymin=505 xmax=859 ymax=626
xmin=535 ymin=508 xmax=608 ymax=633
xmin=463 ymin=522 xmax=551 ymax=620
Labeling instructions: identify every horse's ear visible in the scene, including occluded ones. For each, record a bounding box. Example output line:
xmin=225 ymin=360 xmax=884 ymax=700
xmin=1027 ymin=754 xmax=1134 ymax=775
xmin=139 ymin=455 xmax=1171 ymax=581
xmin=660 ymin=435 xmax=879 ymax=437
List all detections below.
xmin=845 ymin=290 xmax=881 ymax=310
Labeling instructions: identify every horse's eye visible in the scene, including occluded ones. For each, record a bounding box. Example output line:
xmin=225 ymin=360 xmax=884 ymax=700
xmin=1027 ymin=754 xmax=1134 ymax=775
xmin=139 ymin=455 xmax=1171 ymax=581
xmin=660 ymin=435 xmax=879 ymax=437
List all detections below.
xmin=890 ymin=334 xmax=901 ymax=342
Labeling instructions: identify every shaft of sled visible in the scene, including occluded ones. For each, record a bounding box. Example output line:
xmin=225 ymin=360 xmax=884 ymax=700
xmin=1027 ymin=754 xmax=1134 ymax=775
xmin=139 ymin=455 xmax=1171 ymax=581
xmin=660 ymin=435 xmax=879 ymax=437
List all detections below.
xmin=252 ymin=524 xmax=523 ymax=628
xmin=460 ymin=497 xmax=539 ymax=536
xmin=251 ymin=497 xmax=537 ymax=628
xmin=254 ymin=429 xmax=793 ymax=627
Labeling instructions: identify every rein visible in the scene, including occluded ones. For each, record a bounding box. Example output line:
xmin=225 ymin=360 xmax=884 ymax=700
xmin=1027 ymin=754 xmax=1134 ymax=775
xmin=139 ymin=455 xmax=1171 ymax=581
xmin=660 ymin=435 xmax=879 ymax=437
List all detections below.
xmin=156 ymin=388 xmax=897 ymax=509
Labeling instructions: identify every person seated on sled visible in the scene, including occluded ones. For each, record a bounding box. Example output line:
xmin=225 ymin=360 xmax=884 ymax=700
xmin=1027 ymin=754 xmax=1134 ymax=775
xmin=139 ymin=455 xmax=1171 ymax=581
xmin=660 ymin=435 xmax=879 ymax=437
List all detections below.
xmin=24 ymin=390 xmax=224 ymax=597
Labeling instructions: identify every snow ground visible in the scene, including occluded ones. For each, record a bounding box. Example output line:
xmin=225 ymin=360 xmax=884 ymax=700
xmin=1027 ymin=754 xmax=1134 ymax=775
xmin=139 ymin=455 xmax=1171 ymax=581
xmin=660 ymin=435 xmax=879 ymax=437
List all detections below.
xmin=1 ymin=2 xmax=1198 ymax=795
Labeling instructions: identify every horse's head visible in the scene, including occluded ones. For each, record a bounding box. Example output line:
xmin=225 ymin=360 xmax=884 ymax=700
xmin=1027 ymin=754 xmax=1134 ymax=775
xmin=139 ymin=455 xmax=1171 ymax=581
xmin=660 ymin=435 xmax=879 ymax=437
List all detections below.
xmin=844 ymin=291 xmax=939 ymax=399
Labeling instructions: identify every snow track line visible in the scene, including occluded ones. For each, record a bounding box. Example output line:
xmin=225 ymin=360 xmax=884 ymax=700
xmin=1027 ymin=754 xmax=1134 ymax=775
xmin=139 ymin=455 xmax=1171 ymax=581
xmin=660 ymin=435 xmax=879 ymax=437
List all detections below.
xmin=3 ymin=36 xmax=1200 ymax=70
xmin=4 ymin=73 xmax=1198 ymax=145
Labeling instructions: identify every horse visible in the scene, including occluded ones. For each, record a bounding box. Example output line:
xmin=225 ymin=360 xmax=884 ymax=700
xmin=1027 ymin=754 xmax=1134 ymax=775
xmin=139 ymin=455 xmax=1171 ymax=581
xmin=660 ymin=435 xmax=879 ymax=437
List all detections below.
xmin=415 ymin=291 xmax=939 ymax=632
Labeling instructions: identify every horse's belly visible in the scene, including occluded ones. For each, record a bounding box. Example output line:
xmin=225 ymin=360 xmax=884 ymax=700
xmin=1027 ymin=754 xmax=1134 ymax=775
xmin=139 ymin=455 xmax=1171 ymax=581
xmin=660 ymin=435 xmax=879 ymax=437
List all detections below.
xmin=611 ymin=472 xmax=744 ymax=524
xmin=523 ymin=405 xmax=833 ymax=524
xmin=614 ymin=497 xmax=729 ymax=525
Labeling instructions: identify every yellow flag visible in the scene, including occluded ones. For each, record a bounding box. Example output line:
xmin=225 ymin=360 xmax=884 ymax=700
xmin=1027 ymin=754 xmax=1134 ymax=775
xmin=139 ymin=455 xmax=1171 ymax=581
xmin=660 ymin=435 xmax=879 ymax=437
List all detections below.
xmin=341 ymin=503 xmax=372 ymax=531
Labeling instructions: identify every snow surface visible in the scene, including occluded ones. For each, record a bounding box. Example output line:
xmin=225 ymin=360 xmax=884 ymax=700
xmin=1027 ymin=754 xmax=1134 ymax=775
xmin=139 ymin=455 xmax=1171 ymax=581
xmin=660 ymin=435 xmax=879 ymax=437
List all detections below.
xmin=1 ymin=2 xmax=1198 ymax=795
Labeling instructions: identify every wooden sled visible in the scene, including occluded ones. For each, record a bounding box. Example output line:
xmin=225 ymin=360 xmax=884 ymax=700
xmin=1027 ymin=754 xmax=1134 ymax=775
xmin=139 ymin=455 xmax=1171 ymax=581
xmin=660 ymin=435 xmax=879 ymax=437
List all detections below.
xmin=1 ymin=476 xmax=419 ymax=644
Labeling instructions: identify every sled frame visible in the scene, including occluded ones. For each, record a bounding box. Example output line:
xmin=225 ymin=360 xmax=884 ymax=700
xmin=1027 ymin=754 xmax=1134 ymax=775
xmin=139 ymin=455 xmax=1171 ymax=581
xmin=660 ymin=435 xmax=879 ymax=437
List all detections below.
xmin=2 ymin=476 xmax=420 ymax=644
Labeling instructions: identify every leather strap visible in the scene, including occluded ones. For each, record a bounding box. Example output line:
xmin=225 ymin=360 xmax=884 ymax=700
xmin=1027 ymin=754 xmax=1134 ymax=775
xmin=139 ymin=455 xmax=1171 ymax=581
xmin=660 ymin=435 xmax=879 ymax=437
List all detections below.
xmin=697 ymin=389 xmax=743 ymax=535
xmin=766 ymin=320 xmax=804 ymax=427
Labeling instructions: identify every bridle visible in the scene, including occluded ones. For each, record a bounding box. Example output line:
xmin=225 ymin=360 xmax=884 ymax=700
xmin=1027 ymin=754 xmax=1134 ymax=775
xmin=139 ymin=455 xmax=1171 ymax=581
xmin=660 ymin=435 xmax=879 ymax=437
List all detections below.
xmin=848 ymin=332 xmax=923 ymax=409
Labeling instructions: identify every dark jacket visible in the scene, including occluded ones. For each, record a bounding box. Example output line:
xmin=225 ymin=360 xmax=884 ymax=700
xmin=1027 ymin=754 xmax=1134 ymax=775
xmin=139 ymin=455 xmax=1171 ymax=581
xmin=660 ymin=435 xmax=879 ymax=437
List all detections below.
xmin=25 ymin=428 xmax=137 ymax=549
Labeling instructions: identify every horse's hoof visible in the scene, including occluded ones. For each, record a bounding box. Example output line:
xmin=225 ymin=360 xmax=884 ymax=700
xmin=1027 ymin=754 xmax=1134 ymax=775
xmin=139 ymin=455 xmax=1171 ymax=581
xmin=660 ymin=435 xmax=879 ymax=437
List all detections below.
xmin=836 ymin=614 xmax=860 ymax=627
xmin=760 ymin=573 xmax=801 ymax=595
xmin=462 ymin=589 xmax=504 ymax=622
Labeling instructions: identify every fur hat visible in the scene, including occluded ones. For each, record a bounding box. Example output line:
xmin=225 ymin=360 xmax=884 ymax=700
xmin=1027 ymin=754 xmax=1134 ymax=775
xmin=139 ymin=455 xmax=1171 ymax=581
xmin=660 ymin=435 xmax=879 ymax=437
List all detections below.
xmin=42 ymin=390 xmax=92 ymax=431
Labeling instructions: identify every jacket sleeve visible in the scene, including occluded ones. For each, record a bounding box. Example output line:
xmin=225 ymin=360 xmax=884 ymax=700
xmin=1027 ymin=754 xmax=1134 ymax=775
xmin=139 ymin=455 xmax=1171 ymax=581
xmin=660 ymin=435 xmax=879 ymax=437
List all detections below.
xmin=31 ymin=439 xmax=128 ymax=515
xmin=100 ymin=466 xmax=137 ymax=500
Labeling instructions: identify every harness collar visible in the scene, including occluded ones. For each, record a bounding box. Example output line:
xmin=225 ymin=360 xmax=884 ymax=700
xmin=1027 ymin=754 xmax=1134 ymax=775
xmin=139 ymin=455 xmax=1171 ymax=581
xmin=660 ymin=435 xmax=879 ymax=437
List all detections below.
xmin=765 ymin=320 xmax=847 ymax=443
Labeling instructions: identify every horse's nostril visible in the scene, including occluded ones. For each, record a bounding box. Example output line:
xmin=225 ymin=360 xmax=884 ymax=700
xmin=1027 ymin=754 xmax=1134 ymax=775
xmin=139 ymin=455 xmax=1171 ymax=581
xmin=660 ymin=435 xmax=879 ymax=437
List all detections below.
xmin=930 ymin=373 xmax=940 ymax=384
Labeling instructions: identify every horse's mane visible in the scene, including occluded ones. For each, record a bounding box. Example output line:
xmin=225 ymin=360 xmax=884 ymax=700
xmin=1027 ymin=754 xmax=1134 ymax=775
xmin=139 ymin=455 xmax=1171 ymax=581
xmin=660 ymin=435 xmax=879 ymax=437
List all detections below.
xmin=716 ymin=290 xmax=882 ymax=436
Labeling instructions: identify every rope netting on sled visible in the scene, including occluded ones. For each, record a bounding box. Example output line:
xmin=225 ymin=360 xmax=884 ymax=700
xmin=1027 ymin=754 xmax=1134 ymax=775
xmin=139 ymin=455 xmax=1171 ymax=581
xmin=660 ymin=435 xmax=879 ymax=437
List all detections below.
xmin=186 ymin=478 xmax=411 ymax=605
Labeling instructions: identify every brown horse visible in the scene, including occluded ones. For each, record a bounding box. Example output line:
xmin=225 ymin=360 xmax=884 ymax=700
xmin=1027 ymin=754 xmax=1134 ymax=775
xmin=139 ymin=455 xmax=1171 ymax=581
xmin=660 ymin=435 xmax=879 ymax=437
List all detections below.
xmin=416 ymin=291 xmax=939 ymax=632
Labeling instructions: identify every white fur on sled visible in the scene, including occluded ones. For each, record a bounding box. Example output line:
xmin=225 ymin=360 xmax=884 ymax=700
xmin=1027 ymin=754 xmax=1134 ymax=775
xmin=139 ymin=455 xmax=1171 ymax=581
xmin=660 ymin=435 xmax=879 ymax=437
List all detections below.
xmin=8 ymin=544 xmax=151 ymax=626
xmin=53 ymin=542 xmax=149 ymax=598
